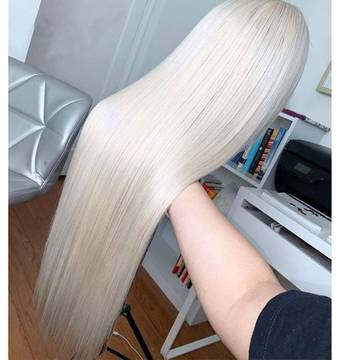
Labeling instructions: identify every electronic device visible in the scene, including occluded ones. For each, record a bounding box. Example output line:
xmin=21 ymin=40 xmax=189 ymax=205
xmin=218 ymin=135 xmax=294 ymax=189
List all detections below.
xmin=261 ymin=191 xmax=331 ymax=244
xmin=275 ymin=140 xmax=331 ymax=218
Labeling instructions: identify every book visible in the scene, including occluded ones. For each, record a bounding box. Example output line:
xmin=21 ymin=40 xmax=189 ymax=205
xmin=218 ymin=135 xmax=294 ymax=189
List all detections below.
xmin=253 ymin=128 xmax=279 ymax=178
xmin=181 ymin=270 xmax=188 ymax=283
xmin=242 ymin=134 xmax=264 ymax=172
xmin=230 ymin=150 xmax=244 ymax=165
xmin=257 ymin=127 xmax=287 ymax=180
xmin=249 ymin=128 xmax=273 ymax=174
xmin=172 ymin=255 xmax=182 ymax=274
xmin=238 ymin=143 xmax=252 ymax=167
xmin=183 ymin=273 xmax=190 ymax=286
xmin=201 ymin=175 xmax=223 ymax=193
xmin=177 ymin=263 xmax=185 ymax=277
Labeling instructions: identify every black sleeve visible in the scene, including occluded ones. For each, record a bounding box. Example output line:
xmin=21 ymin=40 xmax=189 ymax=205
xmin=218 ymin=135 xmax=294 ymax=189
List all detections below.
xmin=249 ymin=290 xmax=331 ymax=360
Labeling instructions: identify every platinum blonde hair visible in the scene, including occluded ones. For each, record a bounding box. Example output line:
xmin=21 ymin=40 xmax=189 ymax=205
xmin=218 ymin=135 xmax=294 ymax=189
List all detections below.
xmin=35 ymin=1 xmax=309 ymax=358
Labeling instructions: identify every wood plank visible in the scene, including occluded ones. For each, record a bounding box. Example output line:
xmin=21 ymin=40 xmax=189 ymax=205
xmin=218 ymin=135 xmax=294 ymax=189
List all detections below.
xmin=9 ymin=244 xmax=56 ymax=359
xmin=9 ymin=180 xmax=235 ymax=359
xmin=9 ymin=295 xmax=34 ymax=360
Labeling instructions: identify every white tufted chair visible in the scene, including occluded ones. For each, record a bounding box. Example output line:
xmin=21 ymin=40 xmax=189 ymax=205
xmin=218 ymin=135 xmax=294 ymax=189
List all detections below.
xmin=8 ymin=57 xmax=92 ymax=205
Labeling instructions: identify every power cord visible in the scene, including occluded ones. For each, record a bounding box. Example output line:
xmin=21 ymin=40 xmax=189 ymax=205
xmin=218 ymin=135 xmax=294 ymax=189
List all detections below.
xmin=112 ymin=330 xmax=144 ymax=360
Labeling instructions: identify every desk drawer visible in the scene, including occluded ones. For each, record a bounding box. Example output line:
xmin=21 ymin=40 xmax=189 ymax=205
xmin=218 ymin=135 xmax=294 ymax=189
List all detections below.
xmin=229 ymin=199 xmax=331 ymax=297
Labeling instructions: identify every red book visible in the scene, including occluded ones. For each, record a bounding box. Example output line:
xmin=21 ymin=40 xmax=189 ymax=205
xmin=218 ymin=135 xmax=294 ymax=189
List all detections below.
xmin=181 ymin=270 xmax=188 ymax=283
xmin=172 ymin=255 xmax=182 ymax=274
xmin=183 ymin=272 xmax=190 ymax=285
xmin=254 ymin=128 xmax=279 ymax=177
xmin=249 ymin=128 xmax=273 ymax=174
xmin=177 ymin=263 xmax=185 ymax=277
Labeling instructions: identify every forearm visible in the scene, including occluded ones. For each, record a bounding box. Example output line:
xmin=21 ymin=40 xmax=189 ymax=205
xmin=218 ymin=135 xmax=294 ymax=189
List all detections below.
xmin=168 ymin=182 xmax=284 ymax=359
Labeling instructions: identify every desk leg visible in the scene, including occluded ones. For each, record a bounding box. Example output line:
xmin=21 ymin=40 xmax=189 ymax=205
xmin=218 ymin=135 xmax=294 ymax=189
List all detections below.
xmin=160 ymin=287 xmax=220 ymax=359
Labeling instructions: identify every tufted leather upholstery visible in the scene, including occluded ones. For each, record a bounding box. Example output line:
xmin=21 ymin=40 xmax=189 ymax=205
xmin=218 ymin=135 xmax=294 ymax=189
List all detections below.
xmin=9 ymin=57 xmax=92 ymax=205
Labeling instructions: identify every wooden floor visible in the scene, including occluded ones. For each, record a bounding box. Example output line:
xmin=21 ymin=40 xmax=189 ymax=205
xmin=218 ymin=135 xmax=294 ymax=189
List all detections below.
xmin=9 ymin=178 xmax=235 ymax=360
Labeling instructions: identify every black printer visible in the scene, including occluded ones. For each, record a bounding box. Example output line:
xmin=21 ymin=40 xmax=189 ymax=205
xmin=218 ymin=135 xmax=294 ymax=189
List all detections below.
xmin=275 ymin=140 xmax=331 ymax=218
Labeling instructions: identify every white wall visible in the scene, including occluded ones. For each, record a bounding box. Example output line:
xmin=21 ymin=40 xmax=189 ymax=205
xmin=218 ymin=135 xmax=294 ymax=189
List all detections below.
xmin=9 ymin=0 xmax=42 ymax=61
xmin=285 ymin=0 xmax=331 ymax=147
xmin=13 ymin=0 xmax=331 ymax=146
xmin=26 ymin=0 xmax=145 ymax=104
xmin=128 ymin=0 xmax=332 ymax=147
xmin=127 ymin=0 xmax=224 ymax=85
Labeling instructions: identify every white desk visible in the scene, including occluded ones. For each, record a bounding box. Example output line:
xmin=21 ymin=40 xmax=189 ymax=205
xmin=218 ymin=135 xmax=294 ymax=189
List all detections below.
xmin=161 ymin=186 xmax=331 ymax=359
xmin=228 ymin=187 xmax=331 ymax=297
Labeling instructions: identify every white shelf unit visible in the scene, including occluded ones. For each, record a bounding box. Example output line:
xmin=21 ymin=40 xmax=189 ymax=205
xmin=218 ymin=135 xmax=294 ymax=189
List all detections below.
xmin=142 ymin=111 xmax=327 ymax=326
xmin=220 ymin=111 xmax=325 ymax=190
xmin=142 ymin=215 xmax=206 ymax=325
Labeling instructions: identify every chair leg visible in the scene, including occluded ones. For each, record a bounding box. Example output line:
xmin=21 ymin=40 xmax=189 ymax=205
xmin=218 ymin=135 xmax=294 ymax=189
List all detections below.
xmin=160 ymin=288 xmax=197 ymax=358
xmin=160 ymin=288 xmax=220 ymax=359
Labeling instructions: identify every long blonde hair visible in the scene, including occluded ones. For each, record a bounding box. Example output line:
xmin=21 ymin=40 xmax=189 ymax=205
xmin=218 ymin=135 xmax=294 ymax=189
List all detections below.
xmin=35 ymin=1 xmax=309 ymax=358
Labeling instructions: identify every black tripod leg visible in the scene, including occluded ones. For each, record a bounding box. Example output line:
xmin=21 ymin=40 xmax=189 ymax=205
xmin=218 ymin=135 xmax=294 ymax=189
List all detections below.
xmin=106 ymin=346 xmax=131 ymax=360
xmin=121 ymin=305 xmax=153 ymax=360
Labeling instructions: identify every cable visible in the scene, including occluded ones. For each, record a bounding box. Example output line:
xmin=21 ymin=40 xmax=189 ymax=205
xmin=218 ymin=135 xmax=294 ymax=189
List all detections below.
xmin=112 ymin=330 xmax=144 ymax=360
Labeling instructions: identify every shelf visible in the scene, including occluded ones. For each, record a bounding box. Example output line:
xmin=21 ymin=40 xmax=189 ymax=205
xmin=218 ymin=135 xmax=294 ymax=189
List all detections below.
xmin=222 ymin=163 xmax=261 ymax=187
xmin=278 ymin=111 xmax=297 ymax=123
xmin=142 ymin=233 xmax=187 ymax=309
xmin=142 ymin=220 xmax=207 ymax=325
xmin=221 ymin=112 xmax=299 ymax=189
